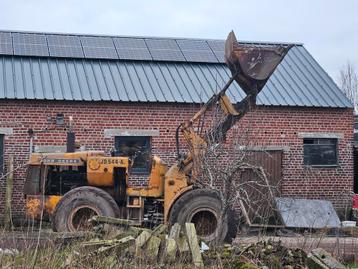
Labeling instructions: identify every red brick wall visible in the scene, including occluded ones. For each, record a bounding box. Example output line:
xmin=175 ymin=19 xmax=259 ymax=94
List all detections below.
xmin=0 ymin=100 xmax=354 ymax=217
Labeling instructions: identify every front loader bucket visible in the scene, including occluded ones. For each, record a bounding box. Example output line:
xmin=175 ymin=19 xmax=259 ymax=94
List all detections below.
xmin=225 ymin=31 xmax=292 ymax=94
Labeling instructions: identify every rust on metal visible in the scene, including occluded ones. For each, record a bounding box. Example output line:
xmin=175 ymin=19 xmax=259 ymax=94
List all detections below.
xmin=225 ymin=31 xmax=292 ymax=94
xmin=26 ymin=195 xmax=62 ymax=219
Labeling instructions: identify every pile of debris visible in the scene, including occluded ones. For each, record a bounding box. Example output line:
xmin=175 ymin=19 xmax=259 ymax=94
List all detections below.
xmin=62 ymin=216 xmax=347 ymax=269
xmin=64 ymin=215 xmax=206 ymax=268
xmin=210 ymin=240 xmax=308 ymax=269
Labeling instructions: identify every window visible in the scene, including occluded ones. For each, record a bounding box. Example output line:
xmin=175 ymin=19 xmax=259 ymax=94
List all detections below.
xmin=303 ymin=138 xmax=338 ymax=166
xmin=114 ymin=136 xmax=151 ymax=173
xmin=0 ymin=134 xmax=3 ymax=174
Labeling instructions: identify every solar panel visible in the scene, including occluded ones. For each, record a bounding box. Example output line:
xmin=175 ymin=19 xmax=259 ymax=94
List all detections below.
xmin=47 ymin=35 xmax=82 ymax=46
xmin=213 ymin=50 xmax=224 ymax=62
xmin=47 ymin=35 xmax=84 ymax=58
xmin=12 ymin=33 xmax=49 ymax=56
xmin=207 ymin=40 xmax=225 ymax=51
xmin=0 ymin=32 xmax=12 ymax=44
xmin=80 ymin=36 xmax=114 ymax=47
xmin=145 ymin=39 xmax=185 ymax=61
xmin=145 ymin=39 xmax=180 ymax=50
xmin=13 ymin=44 xmax=49 ymax=56
xmin=80 ymin=36 xmax=118 ymax=59
xmin=113 ymin=37 xmax=152 ymax=60
xmin=12 ymin=33 xmax=47 ymax=45
xmin=181 ymin=50 xmax=218 ymax=63
xmin=0 ymin=33 xmax=13 ymax=55
xmin=150 ymin=49 xmax=185 ymax=61
xmin=177 ymin=39 xmax=211 ymax=51
xmin=83 ymin=47 xmax=118 ymax=59
xmin=113 ymin=37 xmax=147 ymax=49
xmin=0 ymin=43 xmax=13 ymax=54
xmin=49 ymin=46 xmax=84 ymax=58
xmin=117 ymin=48 xmax=152 ymax=60
xmin=177 ymin=39 xmax=217 ymax=63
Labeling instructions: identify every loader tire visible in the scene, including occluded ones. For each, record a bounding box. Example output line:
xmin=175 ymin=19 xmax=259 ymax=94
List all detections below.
xmin=168 ymin=188 xmax=238 ymax=244
xmin=52 ymin=186 xmax=120 ymax=232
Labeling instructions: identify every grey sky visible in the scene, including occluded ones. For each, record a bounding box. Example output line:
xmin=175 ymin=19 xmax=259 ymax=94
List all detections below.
xmin=0 ymin=0 xmax=357 ymax=83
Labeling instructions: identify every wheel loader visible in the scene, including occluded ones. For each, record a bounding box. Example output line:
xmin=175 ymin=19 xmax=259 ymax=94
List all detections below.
xmin=23 ymin=31 xmax=291 ymax=243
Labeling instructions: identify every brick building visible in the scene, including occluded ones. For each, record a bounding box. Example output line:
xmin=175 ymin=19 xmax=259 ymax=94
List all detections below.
xmin=0 ymin=30 xmax=354 ymax=219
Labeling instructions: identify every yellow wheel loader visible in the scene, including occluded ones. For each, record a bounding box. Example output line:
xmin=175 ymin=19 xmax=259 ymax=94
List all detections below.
xmin=23 ymin=31 xmax=291 ymax=243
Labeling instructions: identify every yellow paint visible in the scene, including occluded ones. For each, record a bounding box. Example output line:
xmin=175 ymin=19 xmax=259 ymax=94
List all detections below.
xmin=87 ymin=156 xmax=129 ymax=187
xmin=45 ymin=195 xmax=62 ymax=214
xmin=127 ymin=156 xmax=166 ymax=197
xmin=29 ymin=151 xmax=105 ymax=166
xmin=163 ymin=164 xmax=190 ymax=221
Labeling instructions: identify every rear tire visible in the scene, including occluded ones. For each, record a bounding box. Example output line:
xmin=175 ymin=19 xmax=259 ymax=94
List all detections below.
xmin=168 ymin=188 xmax=238 ymax=244
xmin=52 ymin=186 xmax=120 ymax=232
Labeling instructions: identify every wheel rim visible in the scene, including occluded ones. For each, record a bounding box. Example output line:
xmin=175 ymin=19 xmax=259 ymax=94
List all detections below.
xmin=189 ymin=208 xmax=218 ymax=238
xmin=68 ymin=205 xmax=100 ymax=231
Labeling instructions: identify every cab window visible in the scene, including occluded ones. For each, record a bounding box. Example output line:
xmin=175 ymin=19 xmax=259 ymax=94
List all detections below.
xmin=114 ymin=136 xmax=151 ymax=173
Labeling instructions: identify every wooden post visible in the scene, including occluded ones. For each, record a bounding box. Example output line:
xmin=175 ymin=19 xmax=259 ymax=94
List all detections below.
xmin=4 ymin=155 xmax=14 ymax=230
xmin=185 ymin=223 xmax=204 ymax=269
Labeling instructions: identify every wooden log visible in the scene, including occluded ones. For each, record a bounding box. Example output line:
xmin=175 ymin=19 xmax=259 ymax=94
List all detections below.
xmin=185 ymin=223 xmax=204 ymax=269
xmin=307 ymin=248 xmax=345 ymax=269
xmin=4 ymin=155 xmax=14 ymax=230
xmin=145 ymin=236 xmax=161 ymax=261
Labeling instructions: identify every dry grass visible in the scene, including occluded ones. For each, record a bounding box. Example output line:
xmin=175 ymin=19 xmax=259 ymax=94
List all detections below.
xmin=0 ymin=223 xmax=358 ymax=268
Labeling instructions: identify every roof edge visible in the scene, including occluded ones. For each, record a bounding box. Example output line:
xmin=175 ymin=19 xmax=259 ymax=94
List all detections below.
xmin=0 ymin=29 xmax=304 ymax=46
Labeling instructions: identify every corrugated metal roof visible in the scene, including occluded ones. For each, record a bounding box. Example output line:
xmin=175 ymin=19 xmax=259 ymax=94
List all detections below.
xmin=0 ymin=31 xmax=352 ymax=108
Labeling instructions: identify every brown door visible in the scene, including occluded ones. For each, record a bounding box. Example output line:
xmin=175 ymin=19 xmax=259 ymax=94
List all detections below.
xmin=244 ymin=150 xmax=282 ymax=193
xmin=239 ymin=150 xmax=283 ymax=225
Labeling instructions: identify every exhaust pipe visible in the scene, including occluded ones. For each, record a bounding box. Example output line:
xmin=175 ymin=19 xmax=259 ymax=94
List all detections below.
xmin=66 ymin=132 xmax=76 ymax=153
xmin=66 ymin=116 xmax=75 ymax=152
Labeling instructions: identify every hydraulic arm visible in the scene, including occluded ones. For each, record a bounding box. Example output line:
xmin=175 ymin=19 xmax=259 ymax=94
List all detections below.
xmin=177 ymin=31 xmax=292 ymax=174
xmin=164 ymin=31 xmax=292 ymax=218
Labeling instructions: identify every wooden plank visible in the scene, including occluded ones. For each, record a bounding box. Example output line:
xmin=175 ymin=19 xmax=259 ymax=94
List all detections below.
xmin=146 ymin=236 xmax=161 ymax=261
xmin=185 ymin=223 xmax=204 ymax=269
xmin=169 ymin=223 xmax=181 ymax=240
xmin=164 ymin=238 xmax=177 ymax=263
xmin=152 ymin=224 xmax=168 ymax=236
xmin=177 ymin=236 xmax=190 ymax=256
xmin=135 ymin=230 xmax=152 ymax=255
xmin=97 ymin=236 xmax=135 ymax=253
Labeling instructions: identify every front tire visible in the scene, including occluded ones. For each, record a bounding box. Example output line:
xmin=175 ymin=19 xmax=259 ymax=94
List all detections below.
xmin=52 ymin=186 xmax=120 ymax=232
xmin=168 ymin=189 xmax=238 ymax=244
